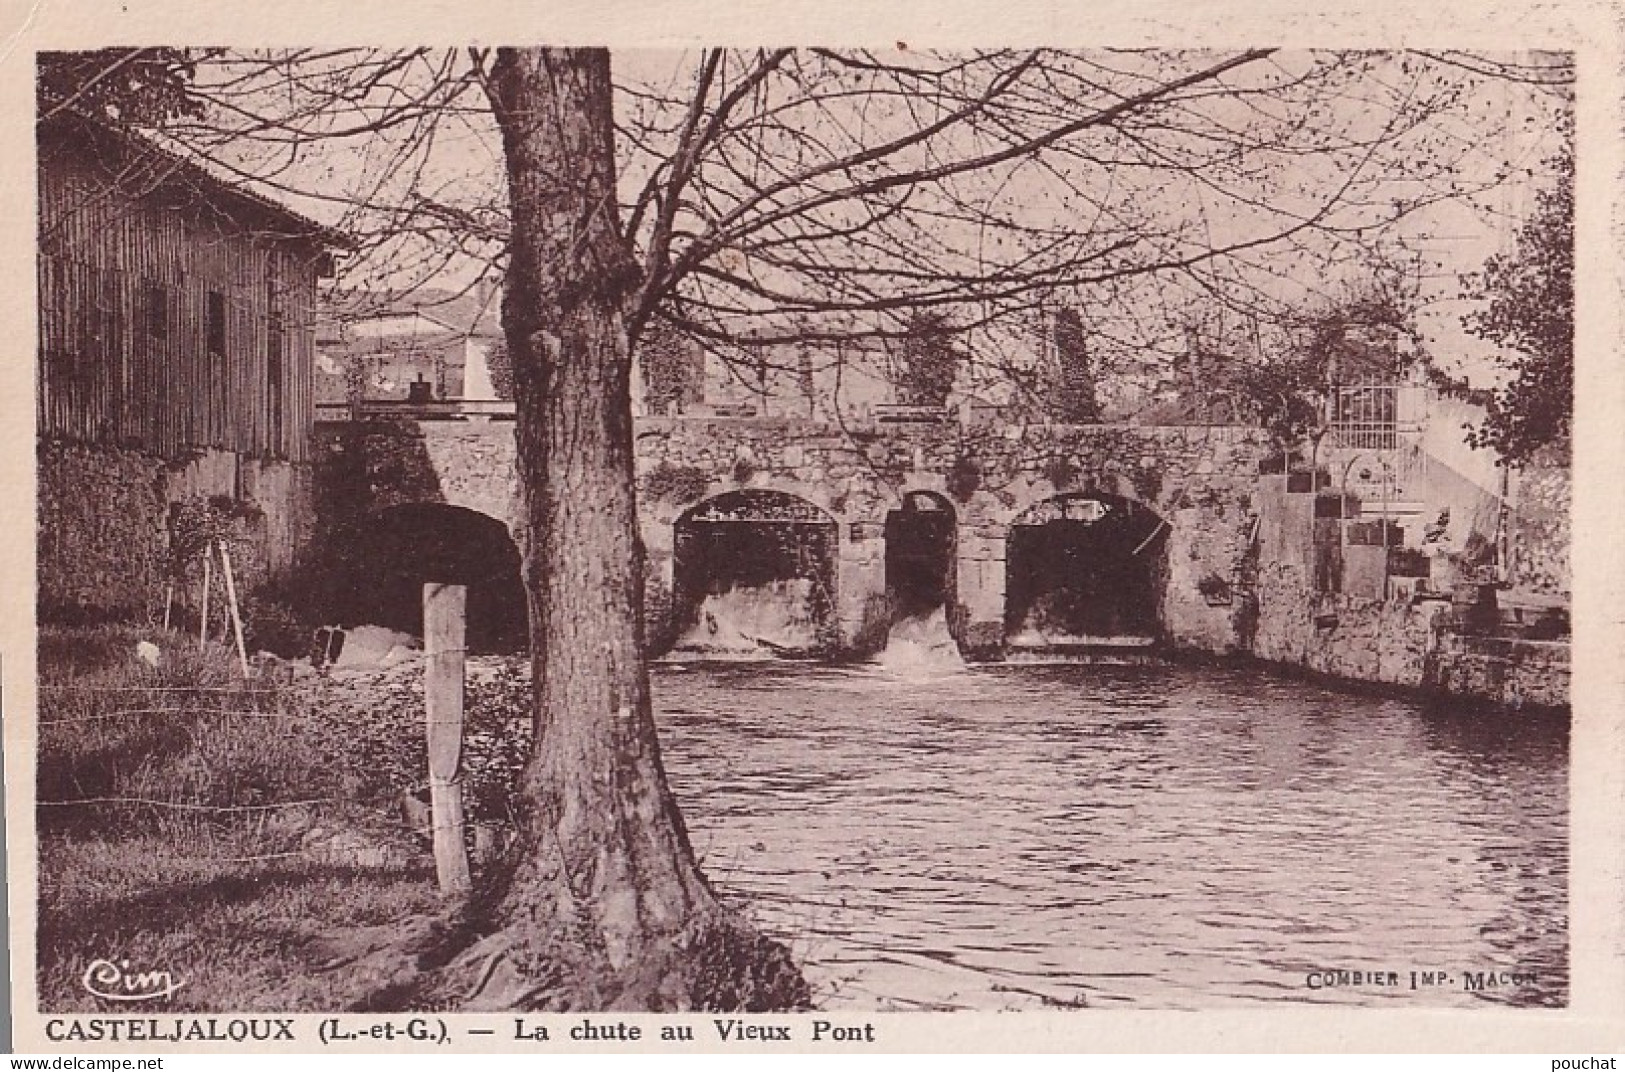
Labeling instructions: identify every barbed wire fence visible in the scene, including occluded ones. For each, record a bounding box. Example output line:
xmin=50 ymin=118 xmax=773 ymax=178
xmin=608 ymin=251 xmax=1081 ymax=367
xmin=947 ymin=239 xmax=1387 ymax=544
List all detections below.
xmin=36 ymin=612 xmax=488 ymax=877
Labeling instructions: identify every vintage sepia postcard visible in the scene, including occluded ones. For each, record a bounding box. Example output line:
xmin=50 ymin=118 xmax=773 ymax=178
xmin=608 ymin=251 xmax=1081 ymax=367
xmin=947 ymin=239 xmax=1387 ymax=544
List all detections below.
xmin=2 ymin=0 xmax=1623 ymax=1055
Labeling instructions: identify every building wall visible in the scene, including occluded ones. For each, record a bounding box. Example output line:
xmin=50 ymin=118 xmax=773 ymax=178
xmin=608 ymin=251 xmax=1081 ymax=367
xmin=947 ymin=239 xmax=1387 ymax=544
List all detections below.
xmin=1249 ymin=473 xmax=1568 ymax=709
xmin=37 ymin=118 xmax=331 ymax=622
xmin=315 ymin=313 xmax=481 ymax=404
xmin=697 ymin=341 xmax=895 ymax=419
xmin=37 ymin=440 xmax=314 ymax=622
xmin=38 ymin=128 xmax=322 ymax=464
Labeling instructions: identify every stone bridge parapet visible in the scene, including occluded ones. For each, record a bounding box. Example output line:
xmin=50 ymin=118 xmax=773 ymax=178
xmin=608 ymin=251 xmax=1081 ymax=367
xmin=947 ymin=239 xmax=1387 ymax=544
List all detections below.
xmin=314 ymin=415 xmax=1268 ymax=656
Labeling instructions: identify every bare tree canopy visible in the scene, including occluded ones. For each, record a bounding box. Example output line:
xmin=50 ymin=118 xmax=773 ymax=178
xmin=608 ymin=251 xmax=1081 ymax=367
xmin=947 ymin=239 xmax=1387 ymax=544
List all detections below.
xmin=34 ymin=44 xmax=1574 ymax=1012
xmin=60 ymin=47 xmax=1569 ymax=386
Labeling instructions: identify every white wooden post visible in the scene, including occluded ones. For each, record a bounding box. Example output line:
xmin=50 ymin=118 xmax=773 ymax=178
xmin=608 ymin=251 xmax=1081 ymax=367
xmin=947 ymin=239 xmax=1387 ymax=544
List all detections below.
xmin=199 ymin=546 xmax=212 ymax=650
xmin=424 ymin=583 xmax=472 ymax=896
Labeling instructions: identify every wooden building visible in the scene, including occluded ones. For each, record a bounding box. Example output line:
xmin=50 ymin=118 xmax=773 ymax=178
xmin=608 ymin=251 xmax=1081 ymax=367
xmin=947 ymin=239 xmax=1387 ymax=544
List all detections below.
xmin=38 ymin=108 xmax=345 ymax=463
xmin=37 ymin=106 xmax=349 ymax=620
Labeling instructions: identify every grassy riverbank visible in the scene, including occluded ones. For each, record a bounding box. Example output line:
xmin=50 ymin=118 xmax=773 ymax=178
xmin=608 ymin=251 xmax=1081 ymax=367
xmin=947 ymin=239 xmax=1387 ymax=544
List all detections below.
xmin=35 ymin=625 xmax=440 ymax=1011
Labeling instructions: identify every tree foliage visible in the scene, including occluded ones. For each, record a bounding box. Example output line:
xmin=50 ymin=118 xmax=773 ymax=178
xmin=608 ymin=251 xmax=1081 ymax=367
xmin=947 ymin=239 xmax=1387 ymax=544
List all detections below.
xmin=1231 ymin=346 xmax=1335 ymax=455
xmin=1049 ymin=307 xmax=1100 ymax=423
xmin=1459 ymin=157 xmax=1574 ymax=464
xmin=1175 ymin=265 xmax=1420 ymax=454
xmin=38 ymin=48 xmax=206 ymax=126
xmin=35 ymin=45 xmax=1573 ymax=1010
xmin=894 ymin=311 xmax=959 ymax=407
xmin=80 ymin=47 xmax=1570 ymax=389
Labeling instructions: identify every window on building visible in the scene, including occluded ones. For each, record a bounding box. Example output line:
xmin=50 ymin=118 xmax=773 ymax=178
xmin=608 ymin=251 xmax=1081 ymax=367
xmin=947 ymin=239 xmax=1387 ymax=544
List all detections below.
xmin=206 ymin=291 xmax=227 ymax=357
xmin=144 ymin=281 xmax=168 ymax=340
xmin=267 ymin=311 xmax=285 ymax=455
xmin=1331 ymin=383 xmax=1398 ymax=450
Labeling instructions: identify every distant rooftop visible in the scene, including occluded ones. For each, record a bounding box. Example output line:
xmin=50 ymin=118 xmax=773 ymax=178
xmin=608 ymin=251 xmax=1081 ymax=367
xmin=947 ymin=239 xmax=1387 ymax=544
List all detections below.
xmin=320 ymin=284 xmax=502 ymax=339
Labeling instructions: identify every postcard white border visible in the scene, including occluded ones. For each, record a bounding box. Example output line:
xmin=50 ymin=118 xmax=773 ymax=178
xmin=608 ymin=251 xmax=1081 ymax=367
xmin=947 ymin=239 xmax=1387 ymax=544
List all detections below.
xmin=2 ymin=0 xmax=1620 ymax=1053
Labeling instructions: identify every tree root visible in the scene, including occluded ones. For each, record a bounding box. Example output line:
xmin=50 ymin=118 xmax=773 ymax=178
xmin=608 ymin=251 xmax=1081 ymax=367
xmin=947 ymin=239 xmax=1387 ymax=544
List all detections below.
xmin=427 ymin=907 xmax=810 ymax=1013
xmin=300 ymin=897 xmax=809 ymax=1014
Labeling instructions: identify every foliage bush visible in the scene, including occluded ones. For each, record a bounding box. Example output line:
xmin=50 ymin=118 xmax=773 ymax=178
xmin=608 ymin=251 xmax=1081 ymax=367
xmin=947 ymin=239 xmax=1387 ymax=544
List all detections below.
xmin=167 ymin=496 xmax=262 ymax=581
xmin=1048 ymin=307 xmax=1100 ymax=424
xmin=1042 ymin=456 xmax=1080 ymax=491
xmin=1129 ymin=465 xmax=1163 ymax=503
xmin=316 ymin=658 xmax=535 ymax=827
xmin=643 ymin=460 xmax=710 ymax=504
xmin=1458 ymin=149 xmax=1573 ymax=465
xmin=639 ymin=319 xmax=705 ymax=416
xmin=946 ymin=453 xmax=981 ymax=503
xmin=238 ymin=592 xmax=308 ymax=657
xmin=894 ymin=312 xmax=959 ymax=408
xmin=485 ymin=338 xmax=514 ymax=401
xmin=1197 ymin=572 xmax=1233 ymax=603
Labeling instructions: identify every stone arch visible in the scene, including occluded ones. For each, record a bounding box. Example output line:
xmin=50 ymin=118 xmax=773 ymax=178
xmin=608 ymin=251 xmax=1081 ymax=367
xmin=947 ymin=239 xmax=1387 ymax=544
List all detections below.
xmin=640 ymin=469 xmax=865 ymax=526
xmin=340 ymin=502 xmax=528 ymax=654
xmin=885 ymin=490 xmax=958 ymax=619
xmin=1005 ymin=490 xmax=1170 ymax=648
xmin=670 ymin=488 xmax=839 ymax=656
xmin=738 ymin=475 xmax=858 ymax=525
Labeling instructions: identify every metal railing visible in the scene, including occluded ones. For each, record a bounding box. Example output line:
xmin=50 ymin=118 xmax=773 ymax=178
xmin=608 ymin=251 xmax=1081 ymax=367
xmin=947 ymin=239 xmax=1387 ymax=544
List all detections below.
xmin=1328 ymin=384 xmax=1398 ymax=450
xmin=316 ymin=398 xmax=516 ymax=421
xmin=1329 ymin=421 xmax=1400 ymax=451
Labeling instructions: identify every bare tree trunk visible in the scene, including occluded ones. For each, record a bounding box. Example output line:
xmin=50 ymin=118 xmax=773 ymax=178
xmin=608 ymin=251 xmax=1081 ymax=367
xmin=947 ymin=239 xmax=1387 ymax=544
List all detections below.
xmin=458 ymin=46 xmax=805 ymax=1012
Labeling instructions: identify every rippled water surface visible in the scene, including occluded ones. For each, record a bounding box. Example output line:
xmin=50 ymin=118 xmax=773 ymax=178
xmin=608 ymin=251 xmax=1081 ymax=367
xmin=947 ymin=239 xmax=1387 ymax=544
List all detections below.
xmin=652 ymin=661 xmax=1568 ymax=1010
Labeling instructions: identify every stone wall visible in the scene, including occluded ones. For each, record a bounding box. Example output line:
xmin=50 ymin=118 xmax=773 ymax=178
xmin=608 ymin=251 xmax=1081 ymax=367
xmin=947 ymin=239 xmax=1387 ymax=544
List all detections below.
xmin=239 ymin=459 xmax=317 ymax=577
xmin=1249 ymin=472 xmax=1569 ymax=710
xmin=417 ymin=422 xmax=524 ymax=537
xmin=38 ymin=440 xmax=315 ymax=624
xmin=1509 ymin=448 xmax=1571 ymax=598
xmin=320 ymin=416 xmax=1269 ymax=656
xmin=634 ymin=418 xmax=1268 ymax=654
xmin=303 ymin=415 xmax=1569 ymax=709
xmin=1434 ymin=635 xmax=1569 ymax=710
xmin=312 ymin=421 xmax=522 ymax=535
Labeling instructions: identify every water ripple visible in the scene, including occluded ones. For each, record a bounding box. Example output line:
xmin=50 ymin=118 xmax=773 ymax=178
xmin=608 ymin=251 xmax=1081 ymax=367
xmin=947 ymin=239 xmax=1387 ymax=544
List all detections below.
xmin=654 ymin=661 xmax=1568 ymax=1009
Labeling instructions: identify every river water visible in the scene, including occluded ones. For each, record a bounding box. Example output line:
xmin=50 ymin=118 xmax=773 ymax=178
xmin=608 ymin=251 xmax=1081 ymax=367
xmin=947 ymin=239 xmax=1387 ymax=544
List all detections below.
xmin=651 ymin=660 xmax=1568 ymax=1010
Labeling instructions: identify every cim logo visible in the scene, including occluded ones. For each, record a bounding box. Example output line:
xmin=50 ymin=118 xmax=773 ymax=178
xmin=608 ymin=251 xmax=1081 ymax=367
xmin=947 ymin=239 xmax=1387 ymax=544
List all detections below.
xmin=82 ymin=958 xmax=186 ymax=1002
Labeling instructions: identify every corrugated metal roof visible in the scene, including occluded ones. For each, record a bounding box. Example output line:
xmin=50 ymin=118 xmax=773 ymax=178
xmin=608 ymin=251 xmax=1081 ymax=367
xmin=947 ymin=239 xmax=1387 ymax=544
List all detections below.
xmin=38 ymin=102 xmax=354 ymax=250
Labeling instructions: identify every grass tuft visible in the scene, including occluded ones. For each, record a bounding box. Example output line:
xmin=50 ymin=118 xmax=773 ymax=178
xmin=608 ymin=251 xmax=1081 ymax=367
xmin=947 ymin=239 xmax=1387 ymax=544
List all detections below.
xmin=37 ymin=624 xmax=438 ymax=1011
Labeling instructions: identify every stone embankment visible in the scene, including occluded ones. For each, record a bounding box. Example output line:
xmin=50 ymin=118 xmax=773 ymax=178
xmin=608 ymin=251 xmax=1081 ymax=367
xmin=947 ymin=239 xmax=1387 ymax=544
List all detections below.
xmin=1243 ymin=473 xmax=1568 ymax=711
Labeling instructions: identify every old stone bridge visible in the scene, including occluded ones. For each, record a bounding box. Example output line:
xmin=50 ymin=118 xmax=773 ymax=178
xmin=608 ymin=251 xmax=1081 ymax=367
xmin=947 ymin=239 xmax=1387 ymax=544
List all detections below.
xmin=312 ymin=414 xmax=1268 ymax=657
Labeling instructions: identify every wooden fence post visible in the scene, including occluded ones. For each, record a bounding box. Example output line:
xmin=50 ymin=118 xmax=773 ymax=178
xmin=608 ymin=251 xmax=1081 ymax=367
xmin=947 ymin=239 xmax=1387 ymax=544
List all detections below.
xmin=199 ymin=546 xmax=212 ymax=650
xmin=217 ymin=541 xmax=251 ymax=679
xmin=424 ymin=582 xmax=472 ymax=896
